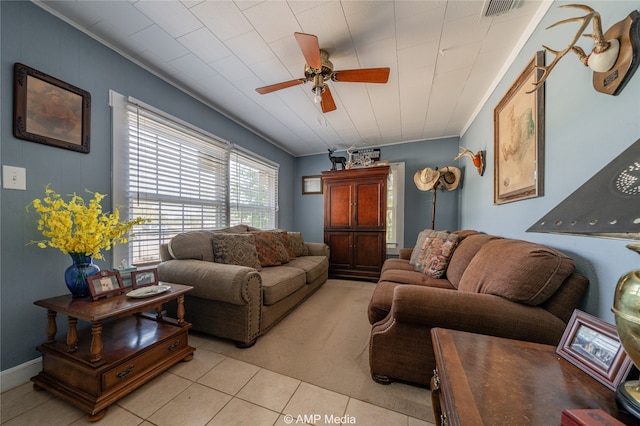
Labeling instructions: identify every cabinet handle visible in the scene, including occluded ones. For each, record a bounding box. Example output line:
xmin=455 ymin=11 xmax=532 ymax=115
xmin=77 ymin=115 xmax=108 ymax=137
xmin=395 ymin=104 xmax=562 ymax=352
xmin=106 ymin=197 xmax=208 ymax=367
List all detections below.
xmin=116 ymin=365 xmax=134 ymax=379
xmin=167 ymin=340 xmax=180 ymax=351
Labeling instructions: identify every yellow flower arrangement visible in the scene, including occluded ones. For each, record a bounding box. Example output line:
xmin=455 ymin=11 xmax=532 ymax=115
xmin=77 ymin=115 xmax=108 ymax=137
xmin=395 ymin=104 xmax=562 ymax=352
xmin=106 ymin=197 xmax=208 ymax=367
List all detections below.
xmin=27 ymin=185 xmax=149 ymax=259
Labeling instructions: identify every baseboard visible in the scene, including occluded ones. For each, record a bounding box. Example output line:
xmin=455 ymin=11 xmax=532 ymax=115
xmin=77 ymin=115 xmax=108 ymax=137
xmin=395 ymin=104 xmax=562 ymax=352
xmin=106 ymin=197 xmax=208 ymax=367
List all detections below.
xmin=1 ymin=357 xmax=42 ymax=393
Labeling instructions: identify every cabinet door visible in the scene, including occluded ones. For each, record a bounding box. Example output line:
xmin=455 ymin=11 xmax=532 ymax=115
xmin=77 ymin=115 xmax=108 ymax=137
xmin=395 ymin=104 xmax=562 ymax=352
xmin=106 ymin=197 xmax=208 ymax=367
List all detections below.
xmin=325 ymin=182 xmax=353 ymax=229
xmin=353 ymin=232 xmax=386 ymax=273
xmin=354 ymin=180 xmax=386 ymax=229
xmin=324 ymin=231 xmax=352 ymax=270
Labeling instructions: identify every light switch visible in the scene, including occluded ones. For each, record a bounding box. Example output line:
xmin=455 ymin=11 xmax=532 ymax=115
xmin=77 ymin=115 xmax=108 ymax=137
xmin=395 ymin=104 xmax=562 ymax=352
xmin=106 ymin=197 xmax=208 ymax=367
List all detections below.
xmin=2 ymin=165 xmax=27 ymax=190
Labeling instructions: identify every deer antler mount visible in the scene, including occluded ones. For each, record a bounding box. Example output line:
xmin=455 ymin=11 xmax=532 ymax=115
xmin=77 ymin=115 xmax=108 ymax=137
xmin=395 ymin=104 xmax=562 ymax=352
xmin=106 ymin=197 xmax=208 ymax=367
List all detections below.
xmin=529 ymin=4 xmax=640 ymax=96
xmin=455 ymin=147 xmax=485 ymax=176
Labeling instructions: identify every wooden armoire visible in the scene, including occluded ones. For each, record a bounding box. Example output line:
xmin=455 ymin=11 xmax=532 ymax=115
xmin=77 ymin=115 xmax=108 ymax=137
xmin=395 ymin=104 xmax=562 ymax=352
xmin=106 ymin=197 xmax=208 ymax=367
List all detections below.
xmin=322 ymin=166 xmax=389 ymax=281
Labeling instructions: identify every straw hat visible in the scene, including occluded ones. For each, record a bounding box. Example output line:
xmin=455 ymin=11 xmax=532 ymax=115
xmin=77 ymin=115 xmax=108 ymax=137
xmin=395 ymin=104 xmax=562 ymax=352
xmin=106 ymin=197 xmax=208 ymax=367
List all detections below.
xmin=439 ymin=166 xmax=461 ymax=191
xmin=414 ymin=167 xmax=439 ymax=191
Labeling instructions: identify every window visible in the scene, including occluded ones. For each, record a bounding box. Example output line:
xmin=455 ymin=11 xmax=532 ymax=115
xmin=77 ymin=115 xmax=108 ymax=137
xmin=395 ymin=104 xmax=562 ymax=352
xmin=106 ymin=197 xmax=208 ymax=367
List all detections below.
xmin=111 ymin=91 xmax=278 ymax=266
xmin=230 ymin=147 xmax=279 ymax=229
xmin=386 ymin=162 xmax=405 ymax=256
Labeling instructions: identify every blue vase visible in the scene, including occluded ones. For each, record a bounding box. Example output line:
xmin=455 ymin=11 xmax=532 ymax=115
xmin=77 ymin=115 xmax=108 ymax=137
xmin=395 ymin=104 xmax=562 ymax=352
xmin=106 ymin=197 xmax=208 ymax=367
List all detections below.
xmin=64 ymin=253 xmax=100 ymax=298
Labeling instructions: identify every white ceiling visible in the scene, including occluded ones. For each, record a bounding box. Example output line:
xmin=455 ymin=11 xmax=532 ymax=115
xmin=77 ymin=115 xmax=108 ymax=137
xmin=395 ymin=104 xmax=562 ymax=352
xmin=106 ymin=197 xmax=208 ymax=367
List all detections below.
xmin=36 ymin=0 xmax=549 ymax=156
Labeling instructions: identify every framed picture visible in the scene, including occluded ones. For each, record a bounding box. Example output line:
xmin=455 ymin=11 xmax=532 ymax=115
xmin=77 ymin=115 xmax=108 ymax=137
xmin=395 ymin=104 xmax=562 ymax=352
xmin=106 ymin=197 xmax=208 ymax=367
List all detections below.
xmin=131 ymin=269 xmax=159 ymax=289
xmin=557 ymin=309 xmax=633 ymax=391
xmin=302 ymin=176 xmax=322 ymax=194
xmin=13 ymin=63 xmax=91 ymax=154
xmin=493 ymin=51 xmax=544 ymax=204
xmin=87 ymin=270 xmax=125 ymax=300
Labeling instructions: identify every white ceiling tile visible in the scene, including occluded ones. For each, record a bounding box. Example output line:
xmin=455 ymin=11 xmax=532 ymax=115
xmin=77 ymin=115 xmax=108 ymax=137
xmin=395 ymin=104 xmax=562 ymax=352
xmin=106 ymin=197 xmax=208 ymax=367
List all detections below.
xmin=213 ymin=55 xmax=254 ymax=82
xmin=134 ymin=1 xmax=202 ymax=38
xmin=177 ymin=27 xmax=232 ymax=64
xmin=128 ymin=25 xmax=189 ymax=62
xmin=169 ymin=54 xmax=218 ymax=82
xmin=242 ymin=2 xmax=300 ymax=43
xmin=191 ymin=1 xmax=253 ymax=41
xmin=225 ymin=31 xmax=276 ymax=66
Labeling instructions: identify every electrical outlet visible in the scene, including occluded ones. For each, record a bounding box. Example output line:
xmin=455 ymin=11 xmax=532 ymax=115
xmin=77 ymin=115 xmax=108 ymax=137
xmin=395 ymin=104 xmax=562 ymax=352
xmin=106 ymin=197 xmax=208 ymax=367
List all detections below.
xmin=2 ymin=165 xmax=26 ymax=190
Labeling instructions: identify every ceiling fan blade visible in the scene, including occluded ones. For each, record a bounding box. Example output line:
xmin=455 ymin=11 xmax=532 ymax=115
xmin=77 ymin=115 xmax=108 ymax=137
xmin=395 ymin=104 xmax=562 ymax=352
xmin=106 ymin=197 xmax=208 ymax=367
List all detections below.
xmin=320 ymin=86 xmax=337 ymax=113
xmin=294 ymin=32 xmax=322 ymax=70
xmin=332 ymin=68 xmax=390 ymax=83
xmin=256 ymin=78 xmax=307 ymax=94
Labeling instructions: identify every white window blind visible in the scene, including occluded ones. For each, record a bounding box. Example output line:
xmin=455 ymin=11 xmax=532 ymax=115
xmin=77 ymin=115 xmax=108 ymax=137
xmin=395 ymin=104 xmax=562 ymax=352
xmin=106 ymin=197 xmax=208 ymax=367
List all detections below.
xmin=230 ymin=147 xmax=279 ymax=229
xmin=111 ymin=91 xmax=279 ymax=266
xmin=125 ymin=104 xmax=229 ymax=265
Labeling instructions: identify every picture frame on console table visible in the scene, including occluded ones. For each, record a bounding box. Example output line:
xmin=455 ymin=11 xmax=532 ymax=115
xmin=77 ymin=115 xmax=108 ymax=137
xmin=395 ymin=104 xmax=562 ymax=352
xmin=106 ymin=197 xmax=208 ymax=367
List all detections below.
xmin=13 ymin=63 xmax=91 ymax=154
xmin=493 ymin=51 xmax=544 ymax=205
xmin=131 ymin=268 xmax=159 ymax=289
xmin=557 ymin=309 xmax=633 ymax=391
xmin=87 ymin=270 xmax=125 ymax=300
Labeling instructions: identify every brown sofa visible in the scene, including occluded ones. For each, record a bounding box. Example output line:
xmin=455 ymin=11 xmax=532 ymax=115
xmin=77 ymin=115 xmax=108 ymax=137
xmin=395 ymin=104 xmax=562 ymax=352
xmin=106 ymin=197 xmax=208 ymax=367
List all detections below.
xmin=368 ymin=230 xmax=588 ymax=386
xmin=158 ymin=225 xmax=329 ymax=347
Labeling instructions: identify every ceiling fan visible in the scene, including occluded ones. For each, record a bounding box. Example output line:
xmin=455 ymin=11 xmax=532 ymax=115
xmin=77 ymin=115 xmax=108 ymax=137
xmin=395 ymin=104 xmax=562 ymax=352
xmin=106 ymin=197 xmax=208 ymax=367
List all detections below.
xmin=255 ymin=32 xmax=390 ymax=113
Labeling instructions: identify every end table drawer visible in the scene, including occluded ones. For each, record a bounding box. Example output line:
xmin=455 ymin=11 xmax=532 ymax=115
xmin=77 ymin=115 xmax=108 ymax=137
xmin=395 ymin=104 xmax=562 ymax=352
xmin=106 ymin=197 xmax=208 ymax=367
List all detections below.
xmin=103 ymin=330 xmax=188 ymax=390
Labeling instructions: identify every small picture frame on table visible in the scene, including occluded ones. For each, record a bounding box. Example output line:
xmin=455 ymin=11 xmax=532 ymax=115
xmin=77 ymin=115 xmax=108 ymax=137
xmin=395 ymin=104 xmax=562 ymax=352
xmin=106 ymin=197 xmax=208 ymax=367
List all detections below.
xmin=87 ymin=270 xmax=125 ymax=300
xmin=557 ymin=309 xmax=633 ymax=391
xmin=131 ymin=269 xmax=159 ymax=289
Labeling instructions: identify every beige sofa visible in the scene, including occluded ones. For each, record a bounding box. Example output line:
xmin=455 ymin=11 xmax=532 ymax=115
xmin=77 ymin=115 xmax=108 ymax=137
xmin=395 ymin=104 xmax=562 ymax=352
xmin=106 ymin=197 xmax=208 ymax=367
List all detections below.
xmin=368 ymin=230 xmax=589 ymax=386
xmin=158 ymin=225 xmax=329 ymax=347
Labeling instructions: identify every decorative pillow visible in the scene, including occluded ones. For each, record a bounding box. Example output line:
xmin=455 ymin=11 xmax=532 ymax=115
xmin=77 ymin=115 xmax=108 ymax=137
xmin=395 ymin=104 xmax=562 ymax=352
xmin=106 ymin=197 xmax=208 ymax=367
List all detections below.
xmin=274 ymin=230 xmax=296 ymax=259
xmin=414 ymin=231 xmax=460 ymax=278
xmin=287 ymin=232 xmax=309 ymax=256
xmin=211 ymin=233 xmax=261 ymax=271
xmin=252 ymin=231 xmax=287 ymax=267
xmin=457 ymin=239 xmax=575 ymax=306
xmin=409 ymin=229 xmax=441 ymax=267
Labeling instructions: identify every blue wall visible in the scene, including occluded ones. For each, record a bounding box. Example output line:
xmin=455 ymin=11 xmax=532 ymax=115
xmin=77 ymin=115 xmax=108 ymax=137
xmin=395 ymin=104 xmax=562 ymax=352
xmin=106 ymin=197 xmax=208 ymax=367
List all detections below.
xmin=458 ymin=0 xmax=640 ymax=322
xmin=0 ymin=2 xmax=296 ymax=370
xmin=293 ymin=138 xmax=460 ymax=246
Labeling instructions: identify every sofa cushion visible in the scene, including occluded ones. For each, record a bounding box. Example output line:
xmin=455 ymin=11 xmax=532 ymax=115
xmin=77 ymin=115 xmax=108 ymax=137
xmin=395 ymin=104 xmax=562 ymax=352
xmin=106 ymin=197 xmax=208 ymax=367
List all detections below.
xmin=168 ymin=230 xmax=217 ymax=261
xmin=288 ymin=232 xmax=309 ymax=256
xmin=414 ymin=231 xmax=460 ymax=278
xmin=447 ymin=233 xmax=502 ymax=288
xmin=457 ymin=239 xmax=575 ymax=305
xmin=252 ymin=231 xmax=289 ymax=266
xmin=211 ymin=233 xmax=262 ymax=271
xmin=259 ymin=266 xmax=307 ymax=305
xmin=274 ymin=230 xmax=296 ymax=259
xmin=286 ymin=256 xmax=328 ymax=284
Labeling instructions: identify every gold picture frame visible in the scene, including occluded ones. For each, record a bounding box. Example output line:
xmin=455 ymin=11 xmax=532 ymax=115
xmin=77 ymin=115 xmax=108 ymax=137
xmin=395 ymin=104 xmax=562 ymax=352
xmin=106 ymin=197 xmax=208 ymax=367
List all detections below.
xmin=557 ymin=310 xmax=633 ymax=391
xmin=493 ymin=51 xmax=544 ymax=204
xmin=13 ymin=63 xmax=91 ymax=154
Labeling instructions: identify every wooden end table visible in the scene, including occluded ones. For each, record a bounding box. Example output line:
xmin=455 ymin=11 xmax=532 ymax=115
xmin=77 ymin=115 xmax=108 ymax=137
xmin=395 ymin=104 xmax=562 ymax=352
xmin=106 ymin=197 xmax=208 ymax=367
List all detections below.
xmin=430 ymin=328 xmax=635 ymax=425
xmin=31 ymin=282 xmax=195 ymax=421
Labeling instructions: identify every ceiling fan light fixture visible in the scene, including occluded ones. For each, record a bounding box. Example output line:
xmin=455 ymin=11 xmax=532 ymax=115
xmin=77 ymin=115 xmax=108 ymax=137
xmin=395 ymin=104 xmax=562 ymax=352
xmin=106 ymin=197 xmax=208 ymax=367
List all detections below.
xmin=313 ymin=86 xmax=324 ymax=104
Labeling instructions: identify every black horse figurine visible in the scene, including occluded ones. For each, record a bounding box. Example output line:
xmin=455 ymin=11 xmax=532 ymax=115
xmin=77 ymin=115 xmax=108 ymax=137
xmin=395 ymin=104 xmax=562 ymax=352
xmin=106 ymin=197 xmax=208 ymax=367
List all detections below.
xmin=328 ymin=149 xmax=347 ymax=170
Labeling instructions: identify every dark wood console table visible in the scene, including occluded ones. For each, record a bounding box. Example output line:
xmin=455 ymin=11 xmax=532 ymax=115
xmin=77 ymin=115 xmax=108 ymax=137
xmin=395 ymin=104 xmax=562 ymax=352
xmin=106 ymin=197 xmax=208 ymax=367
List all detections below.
xmin=430 ymin=328 xmax=635 ymax=425
xmin=31 ymin=283 xmax=195 ymax=421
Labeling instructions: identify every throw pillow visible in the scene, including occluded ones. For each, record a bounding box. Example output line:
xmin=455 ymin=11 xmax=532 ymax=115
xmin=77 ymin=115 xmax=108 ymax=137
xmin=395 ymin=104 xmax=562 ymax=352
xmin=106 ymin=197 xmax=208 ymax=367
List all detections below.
xmin=287 ymin=232 xmax=309 ymax=256
xmin=252 ymin=231 xmax=287 ymax=267
xmin=409 ymin=229 xmax=440 ymax=267
xmin=414 ymin=231 xmax=460 ymax=278
xmin=211 ymin=233 xmax=262 ymax=271
xmin=274 ymin=230 xmax=296 ymax=259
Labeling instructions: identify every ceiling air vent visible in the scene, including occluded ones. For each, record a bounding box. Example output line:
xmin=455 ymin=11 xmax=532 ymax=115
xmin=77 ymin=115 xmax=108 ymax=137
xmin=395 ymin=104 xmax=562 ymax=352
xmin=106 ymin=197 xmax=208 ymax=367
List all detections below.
xmin=482 ymin=0 xmax=519 ymax=17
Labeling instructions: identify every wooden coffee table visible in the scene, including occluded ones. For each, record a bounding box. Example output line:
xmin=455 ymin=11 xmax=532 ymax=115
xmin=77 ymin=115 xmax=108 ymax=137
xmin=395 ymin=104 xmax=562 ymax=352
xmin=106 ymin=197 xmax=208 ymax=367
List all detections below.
xmin=430 ymin=328 xmax=635 ymax=425
xmin=31 ymin=283 xmax=195 ymax=421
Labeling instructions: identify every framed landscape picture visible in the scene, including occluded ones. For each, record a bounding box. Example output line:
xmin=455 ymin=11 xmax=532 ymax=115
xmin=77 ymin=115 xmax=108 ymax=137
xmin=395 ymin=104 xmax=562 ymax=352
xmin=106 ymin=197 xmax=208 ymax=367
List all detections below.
xmin=13 ymin=63 xmax=91 ymax=154
xmin=493 ymin=51 xmax=544 ymax=204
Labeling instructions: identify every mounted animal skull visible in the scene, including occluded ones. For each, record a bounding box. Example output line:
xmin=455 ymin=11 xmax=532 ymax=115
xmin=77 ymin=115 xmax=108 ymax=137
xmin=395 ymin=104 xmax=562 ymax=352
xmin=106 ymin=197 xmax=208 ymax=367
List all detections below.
xmin=455 ymin=147 xmax=485 ymax=176
xmin=528 ymin=4 xmax=640 ymax=96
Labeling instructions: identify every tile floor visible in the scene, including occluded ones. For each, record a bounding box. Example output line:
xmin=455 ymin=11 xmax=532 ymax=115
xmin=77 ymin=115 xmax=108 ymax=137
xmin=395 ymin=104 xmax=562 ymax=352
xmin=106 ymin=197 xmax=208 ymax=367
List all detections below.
xmin=1 ymin=333 xmax=434 ymax=426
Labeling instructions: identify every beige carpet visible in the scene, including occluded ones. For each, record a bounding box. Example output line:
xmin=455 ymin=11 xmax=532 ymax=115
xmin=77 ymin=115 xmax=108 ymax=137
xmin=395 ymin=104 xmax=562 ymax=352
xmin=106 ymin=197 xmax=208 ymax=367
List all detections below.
xmin=210 ymin=279 xmax=433 ymax=422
